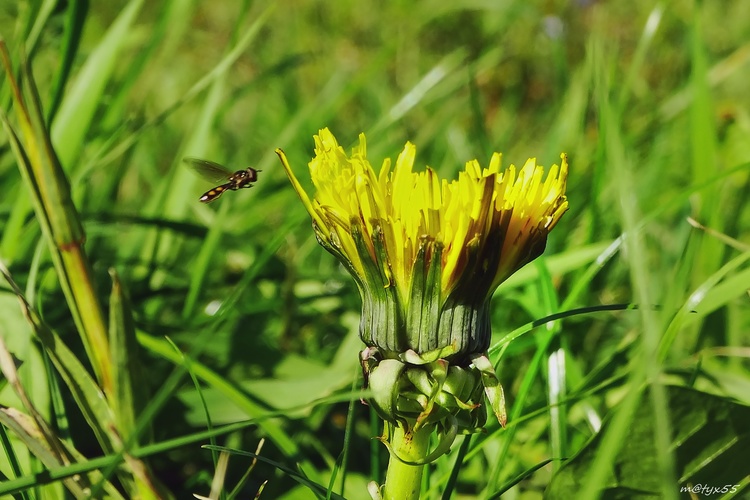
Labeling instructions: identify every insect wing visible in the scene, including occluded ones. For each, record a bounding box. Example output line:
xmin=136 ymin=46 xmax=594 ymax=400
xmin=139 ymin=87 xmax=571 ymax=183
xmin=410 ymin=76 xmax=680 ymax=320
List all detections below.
xmin=184 ymin=157 xmax=234 ymax=183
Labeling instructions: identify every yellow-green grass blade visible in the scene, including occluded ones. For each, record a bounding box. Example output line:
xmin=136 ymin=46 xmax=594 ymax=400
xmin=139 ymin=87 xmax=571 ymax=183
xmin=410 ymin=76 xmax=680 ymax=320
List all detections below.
xmin=108 ymin=268 xmax=166 ymax=499
xmin=108 ymin=269 xmax=141 ymax=437
xmin=0 ymin=49 xmax=111 ymax=395
xmin=2 ymin=0 xmax=140 ymax=265
xmin=167 ymin=335 xmax=221 ymax=472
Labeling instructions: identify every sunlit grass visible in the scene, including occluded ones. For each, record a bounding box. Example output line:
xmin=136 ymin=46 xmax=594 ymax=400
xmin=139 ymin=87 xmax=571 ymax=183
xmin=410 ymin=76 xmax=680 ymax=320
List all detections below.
xmin=1 ymin=1 xmax=749 ymax=498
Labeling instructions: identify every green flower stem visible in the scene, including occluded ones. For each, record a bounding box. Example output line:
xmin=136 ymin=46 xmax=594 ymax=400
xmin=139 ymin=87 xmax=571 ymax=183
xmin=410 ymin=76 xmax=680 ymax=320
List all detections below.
xmin=383 ymin=422 xmax=432 ymax=500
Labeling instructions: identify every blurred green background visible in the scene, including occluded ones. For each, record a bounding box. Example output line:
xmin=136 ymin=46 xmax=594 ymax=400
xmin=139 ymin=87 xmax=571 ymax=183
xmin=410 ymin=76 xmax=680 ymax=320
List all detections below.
xmin=1 ymin=0 xmax=749 ymax=498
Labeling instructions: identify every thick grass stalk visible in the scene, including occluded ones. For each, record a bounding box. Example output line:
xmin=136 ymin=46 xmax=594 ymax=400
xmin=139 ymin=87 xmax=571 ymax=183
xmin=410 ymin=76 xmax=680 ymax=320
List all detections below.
xmin=382 ymin=423 xmax=432 ymax=500
xmin=0 ymin=44 xmax=112 ymax=396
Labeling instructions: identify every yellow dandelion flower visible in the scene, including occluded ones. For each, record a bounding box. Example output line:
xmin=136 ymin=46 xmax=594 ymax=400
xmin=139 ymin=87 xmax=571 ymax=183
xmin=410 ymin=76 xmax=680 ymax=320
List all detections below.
xmin=277 ymin=128 xmax=569 ymax=480
xmin=277 ymin=128 xmax=568 ymax=363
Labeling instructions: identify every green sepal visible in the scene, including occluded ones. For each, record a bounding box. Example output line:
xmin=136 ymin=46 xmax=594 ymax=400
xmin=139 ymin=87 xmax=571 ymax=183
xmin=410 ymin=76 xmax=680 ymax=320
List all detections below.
xmin=401 ymin=345 xmax=456 ymax=365
xmin=412 ymin=360 xmax=448 ymax=431
xmin=361 ymin=349 xmax=497 ymax=458
xmin=443 ymin=365 xmax=475 ymax=401
xmin=472 ymin=353 xmax=507 ymax=427
xmin=368 ymin=359 xmax=406 ymax=424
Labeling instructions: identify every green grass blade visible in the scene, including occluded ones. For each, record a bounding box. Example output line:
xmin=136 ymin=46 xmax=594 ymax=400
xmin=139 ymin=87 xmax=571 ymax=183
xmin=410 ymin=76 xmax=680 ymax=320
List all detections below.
xmin=535 ymin=260 xmax=567 ymax=470
xmin=489 ymin=459 xmax=554 ymax=499
xmin=0 ymin=409 xmax=124 ymax=499
xmin=136 ymin=333 xmax=302 ymax=461
xmin=203 ymin=445 xmax=346 ymax=500
xmin=597 ymin=34 xmax=677 ymax=499
xmin=46 ymin=0 xmax=89 ymax=123
xmin=549 ymin=386 xmax=750 ymax=497
xmin=616 ymin=4 xmax=664 ymax=112
xmin=166 ymin=335 xmax=220 ymax=468
xmin=660 ymin=250 xmax=750 ymax=360
xmin=0 ymin=260 xmax=116 ymax=454
xmin=0 ymin=416 xmax=265 ymax=497
xmin=50 ymin=0 xmax=145 ymax=169
xmin=1 ymin=44 xmax=112 ymax=393
xmin=108 ymin=270 xmax=140 ymax=436
xmin=687 ymin=0 xmax=723 ymax=299
xmin=440 ymin=434 xmax=471 ymax=500
xmin=181 ymin=83 xmax=231 ymax=318
xmin=334 ymin=368 xmax=360 ymax=497
xmin=0 ymin=191 xmax=34 ymax=263
xmin=0 ymin=416 xmax=30 ymax=500
xmin=23 ymin=0 xmax=57 ymax=57
xmin=108 ymin=269 xmax=166 ymax=498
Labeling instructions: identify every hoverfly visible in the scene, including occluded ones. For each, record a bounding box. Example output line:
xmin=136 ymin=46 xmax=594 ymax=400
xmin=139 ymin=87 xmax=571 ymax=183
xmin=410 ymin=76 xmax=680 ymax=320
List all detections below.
xmin=183 ymin=157 xmax=260 ymax=203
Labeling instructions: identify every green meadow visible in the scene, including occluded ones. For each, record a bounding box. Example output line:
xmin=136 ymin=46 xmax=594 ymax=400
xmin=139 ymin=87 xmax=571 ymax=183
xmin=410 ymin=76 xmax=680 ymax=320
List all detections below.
xmin=1 ymin=1 xmax=749 ymax=498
